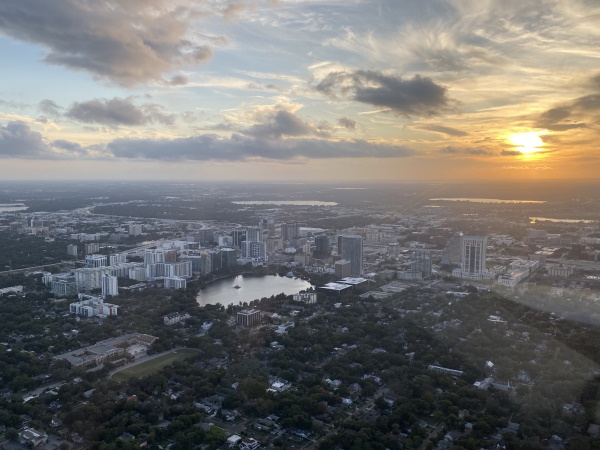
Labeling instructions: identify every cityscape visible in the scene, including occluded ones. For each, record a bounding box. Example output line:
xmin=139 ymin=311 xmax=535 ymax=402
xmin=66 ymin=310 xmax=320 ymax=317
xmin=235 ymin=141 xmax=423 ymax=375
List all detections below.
xmin=0 ymin=180 xmax=599 ymax=449
xmin=1 ymin=0 xmax=600 ymax=449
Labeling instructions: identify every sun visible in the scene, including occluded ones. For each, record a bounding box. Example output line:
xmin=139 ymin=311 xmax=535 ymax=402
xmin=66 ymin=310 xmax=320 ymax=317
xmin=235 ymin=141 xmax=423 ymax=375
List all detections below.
xmin=508 ymin=131 xmax=547 ymax=154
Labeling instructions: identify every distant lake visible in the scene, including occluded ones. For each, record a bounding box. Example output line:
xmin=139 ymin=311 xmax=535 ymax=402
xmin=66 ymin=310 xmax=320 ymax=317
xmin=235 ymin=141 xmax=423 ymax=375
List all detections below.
xmin=232 ymin=200 xmax=338 ymax=206
xmin=530 ymin=217 xmax=597 ymax=224
xmin=430 ymin=198 xmax=545 ymax=204
xmin=0 ymin=204 xmax=27 ymax=212
xmin=196 ymin=274 xmax=314 ymax=307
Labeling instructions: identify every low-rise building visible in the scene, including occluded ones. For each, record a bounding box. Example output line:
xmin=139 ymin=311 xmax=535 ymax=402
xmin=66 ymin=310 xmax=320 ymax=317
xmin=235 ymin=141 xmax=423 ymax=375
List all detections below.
xmin=70 ymin=294 xmax=118 ymax=317
xmin=19 ymin=428 xmax=48 ymax=448
xmin=237 ymin=309 xmax=261 ymax=327
xmin=54 ymin=333 xmax=157 ymax=368
xmin=292 ymin=292 xmax=317 ymax=304
xmin=163 ymin=312 xmax=191 ymax=325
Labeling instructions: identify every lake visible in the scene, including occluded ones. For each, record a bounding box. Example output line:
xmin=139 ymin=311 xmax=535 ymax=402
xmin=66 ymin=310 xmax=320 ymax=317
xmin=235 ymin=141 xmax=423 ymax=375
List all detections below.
xmin=0 ymin=204 xmax=28 ymax=212
xmin=232 ymin=200 xmax=338 ymax=206
xmin=530 ymin=217 xmax=597 ymax=224
xmin=430 ymin=198 xmax=545 ymax=204
xmin=196 ymin=274 xmax=314 ymax=307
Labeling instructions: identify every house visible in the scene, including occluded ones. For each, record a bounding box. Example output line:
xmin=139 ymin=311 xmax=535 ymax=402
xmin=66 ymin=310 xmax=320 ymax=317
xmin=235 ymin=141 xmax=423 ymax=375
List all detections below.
xmin=240 ymin=437 xmax=260 ymax=450
xmin=19 ymin=428 xmax=48 ymax=448
xmin=119 ymin=432 xmax=135 ymax=442
xmin=51 ymin=417 xmax=63 ymax=428
xmin=227 ymin=434 xmax=242 ymax=447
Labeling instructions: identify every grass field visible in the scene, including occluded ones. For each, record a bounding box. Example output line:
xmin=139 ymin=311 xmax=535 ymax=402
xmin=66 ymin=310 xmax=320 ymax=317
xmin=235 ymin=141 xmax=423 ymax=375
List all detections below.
xmin=112 ymin=349 xmax=200 ymax=382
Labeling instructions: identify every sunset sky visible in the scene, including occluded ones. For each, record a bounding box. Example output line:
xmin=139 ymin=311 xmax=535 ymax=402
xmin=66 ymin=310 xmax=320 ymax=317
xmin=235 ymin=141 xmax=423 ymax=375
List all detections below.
xmin=0 ymin=0 xmax=599 ymax=181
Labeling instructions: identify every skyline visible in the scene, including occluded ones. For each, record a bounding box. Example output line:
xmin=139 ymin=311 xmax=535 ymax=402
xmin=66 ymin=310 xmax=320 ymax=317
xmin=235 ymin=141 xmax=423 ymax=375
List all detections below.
xmin=1 ymin=0 xmax=599 ymax=180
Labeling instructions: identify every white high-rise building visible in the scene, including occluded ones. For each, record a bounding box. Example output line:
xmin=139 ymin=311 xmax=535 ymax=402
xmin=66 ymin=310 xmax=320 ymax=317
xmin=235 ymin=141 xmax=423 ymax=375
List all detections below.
xmin=101 ymin=275 xmax=119 ymax=297
xmin=109 ymin=253 xmax=127 ymax=266
xmin=340 ymin=235 xmax=363 ymax=276
xmin=461 ymin=236 xmax=487 ymax=276
xmin=144 ymin=249 xmax=165 ymax=266
xmin=128 ymin=224 xmax=143 ymax=236
xmin=129 ymin=267 xmax=147 ymax=282
xmin=164 ymin=277 xmax=186 ymax=290
xmin=245 ymin=226 xmax=263 ymax=242
xmin=75 ymin=267 xmax=112 ymax=291
xmin=85 ymin=254 xmax=107 ymax=268
xmin=410 ymin=250 xmax=432 ymax=278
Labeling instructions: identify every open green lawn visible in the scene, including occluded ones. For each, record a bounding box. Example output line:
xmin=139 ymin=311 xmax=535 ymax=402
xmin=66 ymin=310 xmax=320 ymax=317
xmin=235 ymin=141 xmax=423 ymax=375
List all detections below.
xmin=112 ymin=349 xmax=201 ymax=382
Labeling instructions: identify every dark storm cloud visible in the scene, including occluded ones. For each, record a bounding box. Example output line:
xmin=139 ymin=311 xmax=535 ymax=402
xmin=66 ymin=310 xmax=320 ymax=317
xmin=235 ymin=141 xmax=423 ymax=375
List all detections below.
xmin=0 ymin=121 xmax=50 ymax=158
xmin=315 ymin=70 xmax=452 ymax=116
xmin=0 ymin=0 xmax=217 ymax=86
xmin=105 ymin=134 xmax=415 ymax=161
xmin=243 ymin=110 xmax=330 ymax=139
xmin=66 ymin=98 xmax=175 ymax=126
xmin=338 ymin=117 xmax=357 ymax=130
xmin=416 ymin=124 xmax=467 ymax=136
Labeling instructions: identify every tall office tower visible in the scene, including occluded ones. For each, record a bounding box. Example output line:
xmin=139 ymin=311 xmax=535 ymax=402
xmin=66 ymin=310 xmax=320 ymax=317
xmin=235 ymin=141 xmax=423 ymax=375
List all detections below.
xmin=198 ymin=228 xmax=214 ymax=245
xmin=462 ymin=236 xmax=487 ymax=276
xmin=245 ymin=226 xmax=263 ymax=242
xmin=259 ymin=216 xmax=275 ymax=236
xmin=231 ymin=229 xmax=247 ymax=248
xmin=281 ymin=221 xmax=300 ymax=241
xmin=218 ymin=235 xmax=234 ymax=247
xmin=340 ymin=234 xmax=363 ymax=276
xmin=442 ymin=232 xmax=463 ymax=265
xmin=410 ymin=250 xmax=432 ymax=278
xmin=242 ymin=241 xmax=267 ymax=260
xmin=200 ymin=252 xmax=213 ymax=275
xmin=85 ymin=254 xmax=107 ymax=268
xmin=313 ymin=234 xmax=331 ymax=259
xmin=221 ymin=248 xmax=238 ymax=269
xmin=208 ymin=249 xmax=223 ymax=271
xmin=101 ymin=275 xmax=119 ymax=297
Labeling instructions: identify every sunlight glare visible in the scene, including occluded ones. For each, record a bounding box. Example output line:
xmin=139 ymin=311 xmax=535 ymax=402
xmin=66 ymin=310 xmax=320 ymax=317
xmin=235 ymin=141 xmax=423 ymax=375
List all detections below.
xmin=509 ymin=131 xmax=547 ymax=154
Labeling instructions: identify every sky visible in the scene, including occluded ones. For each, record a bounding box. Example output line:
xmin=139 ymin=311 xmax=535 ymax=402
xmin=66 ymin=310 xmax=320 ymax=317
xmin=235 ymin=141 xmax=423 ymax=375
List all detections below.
xmin=0 ymin=0 xmax=599 ymax=181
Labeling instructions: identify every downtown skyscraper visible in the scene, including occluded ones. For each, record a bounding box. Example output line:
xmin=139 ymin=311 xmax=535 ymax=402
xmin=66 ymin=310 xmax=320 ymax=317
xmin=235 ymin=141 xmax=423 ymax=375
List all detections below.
xmin=339 ymin=234 xmax=363 ymax=276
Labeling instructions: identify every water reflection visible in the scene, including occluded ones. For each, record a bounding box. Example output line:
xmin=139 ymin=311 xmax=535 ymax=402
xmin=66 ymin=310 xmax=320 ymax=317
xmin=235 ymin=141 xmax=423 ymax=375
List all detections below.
xmin=196 ymin=274 xmax=314 ymax=307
